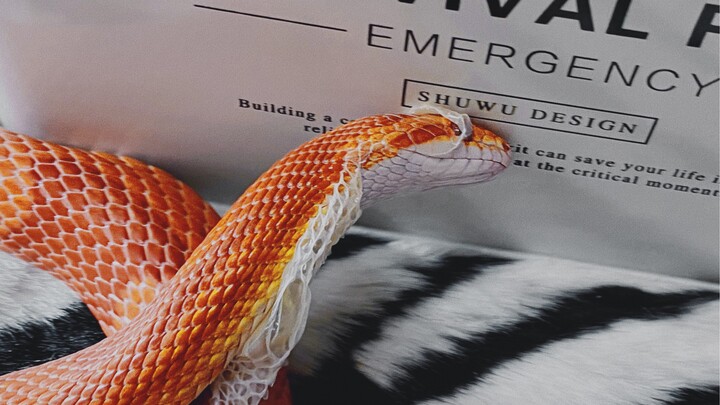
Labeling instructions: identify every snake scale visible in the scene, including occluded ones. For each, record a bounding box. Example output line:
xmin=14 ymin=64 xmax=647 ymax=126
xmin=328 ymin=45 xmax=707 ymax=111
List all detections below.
xmin=0 ymin=110 xmax=510 ymax=404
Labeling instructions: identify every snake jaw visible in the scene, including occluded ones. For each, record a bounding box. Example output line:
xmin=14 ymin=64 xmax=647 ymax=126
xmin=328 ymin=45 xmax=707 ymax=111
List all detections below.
xmin=358 ymin=117 xmax=510 ymax=205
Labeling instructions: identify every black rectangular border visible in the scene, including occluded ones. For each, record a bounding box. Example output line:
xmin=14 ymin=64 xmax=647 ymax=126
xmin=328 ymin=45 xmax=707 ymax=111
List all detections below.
xmin=401 ymin=79 xmax=659 ymax=145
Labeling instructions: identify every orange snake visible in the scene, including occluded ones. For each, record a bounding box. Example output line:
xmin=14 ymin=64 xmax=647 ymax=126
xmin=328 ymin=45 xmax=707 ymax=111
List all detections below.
xmin=0 ymin=110 xmax=510 ymax=404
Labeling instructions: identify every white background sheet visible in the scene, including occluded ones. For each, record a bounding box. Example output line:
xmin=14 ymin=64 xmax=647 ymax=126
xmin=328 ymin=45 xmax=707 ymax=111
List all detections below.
xmin=0 ymin=1 xmax=717 ymax=280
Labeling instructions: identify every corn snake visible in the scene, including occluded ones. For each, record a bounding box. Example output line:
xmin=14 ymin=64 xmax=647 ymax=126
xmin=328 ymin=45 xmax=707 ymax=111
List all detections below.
xmin=0 ymin=110 xmax=510 ymax=404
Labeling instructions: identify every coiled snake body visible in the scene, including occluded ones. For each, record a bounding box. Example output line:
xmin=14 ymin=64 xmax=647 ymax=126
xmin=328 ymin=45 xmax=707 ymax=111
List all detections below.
xmin=0 ymin=112 xmax=510 ymax=404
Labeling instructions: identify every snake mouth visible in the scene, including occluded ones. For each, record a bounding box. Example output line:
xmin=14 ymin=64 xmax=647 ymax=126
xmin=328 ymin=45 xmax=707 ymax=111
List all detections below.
xmin=412 ymin=154 xmax=509 ymax=190
xmin=359 ymin=144 xmax=510 ymax=206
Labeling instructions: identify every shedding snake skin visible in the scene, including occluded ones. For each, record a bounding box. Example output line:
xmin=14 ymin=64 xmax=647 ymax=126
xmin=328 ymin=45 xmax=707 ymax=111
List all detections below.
xmin=0 ymin=111 xmax=510 ymax=404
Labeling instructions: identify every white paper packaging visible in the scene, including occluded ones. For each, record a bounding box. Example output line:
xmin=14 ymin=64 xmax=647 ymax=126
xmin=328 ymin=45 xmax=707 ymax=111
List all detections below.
xmin=0 ymin=1 xmax=717 ymax=280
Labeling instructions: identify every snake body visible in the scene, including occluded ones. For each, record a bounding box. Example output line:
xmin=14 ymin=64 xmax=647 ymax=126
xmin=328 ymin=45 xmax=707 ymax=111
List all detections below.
xmin=0 ymin=112 xmax=510 ymax=404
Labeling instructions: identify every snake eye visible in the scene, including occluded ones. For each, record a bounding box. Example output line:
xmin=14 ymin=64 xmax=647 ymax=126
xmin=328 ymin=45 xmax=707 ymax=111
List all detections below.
xmin=450 ymin=123 xmax=462 ymax=137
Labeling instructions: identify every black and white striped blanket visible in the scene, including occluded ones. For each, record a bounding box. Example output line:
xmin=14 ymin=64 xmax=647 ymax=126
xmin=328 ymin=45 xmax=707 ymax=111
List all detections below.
xmin=1 ymin=227 xmax=718 ymax=404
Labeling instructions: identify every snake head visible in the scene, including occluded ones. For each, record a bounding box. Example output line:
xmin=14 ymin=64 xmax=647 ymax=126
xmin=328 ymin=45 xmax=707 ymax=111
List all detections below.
xmin=355 ymin=110 xmax=511 ymax=205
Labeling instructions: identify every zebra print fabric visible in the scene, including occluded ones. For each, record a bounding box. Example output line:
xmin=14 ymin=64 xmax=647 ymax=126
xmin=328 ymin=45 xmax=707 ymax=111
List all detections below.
xmin=1 ymin=227 xmax=718 ymax=404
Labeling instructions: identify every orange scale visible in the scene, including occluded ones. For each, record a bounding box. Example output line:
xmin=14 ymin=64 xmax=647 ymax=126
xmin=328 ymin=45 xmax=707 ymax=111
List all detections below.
xmin=127 ymin=285 xmax=143 ymax=305
xmin=82 ymin=185 xmax=107 ymax=204
xmin=97 ymin=261 xmax=114 ymax=281
xmin=96 ymin=278 xmax=114 ymax=298
xmin=159 ymin=263 xmax=177 ymax=282
xmin=148 ymin=209 xmax=169 ymax=228
xmin=146 ymin=192 xmax=169 ymax=211
xmin=107 ymin=244 xmax=125 ymax=263
xmin=38 ymin=221 xmax=60 ymax=238
xmin=77 ymin=160 xmax=101 ymax=176
xmin=79 ymin=383 xmax=101 ymax=400
xmin=32 ymin=243 xmax=51 ymax=257
xmin=139 ymin=347 xmax=160 ymax=370
xmin=104 ymin=385 xmax=122 ymax=402
xmin=95 ymin=159 xmax=122 ymax=176
xmin=0 ymin=203 xmax=17 ymax=221
xmin=20 ymin=249 xmax=39 ymax=263
xmin=2 ymin=177 xmax=23 ymax=195
xmin=159 ymin=187 xmax=182 ymax=201
xmin=48 ymin=252 xmax=67 ymax=267
xmin=95 ymin=245 xmax=115 ymax=266
xmin=57 ymin=161 xmax=81 ymax=175
xmin=18 ymin=211 xmax=39 ymax=228
xmin=144 ymin=266 xmax=162 ymax=286
xmin=119 ymin=383 xmax=137 ymax=400
xmin=18 ymin=168 xmax=41 ymax=186
xmin=41 ymin=180 xmax=66 ymax=200
xmin=170 ymin=345 xmax=189 ymax=366
xmin=165 ymin=245 xmax=187 ymax=269
xmin=6 ymin=141 xmax=30 ymax=154
xmin=53 ymin=218 xmax=74 ymax=234
xmin=95 ymin=319 xmax=113 ymax=336
xmin=102 ymin=173 xmax=125 ymax=191
xmin=123 ymin=300 xmax=141 ymax=320
xmin=126 ymin=205 xmax=149 ymax=225
xmin=77 ymin=229 xmax=96 ymax=247
xmin=87 ymin=206 xmax=110 ymax=226
xmin=26 ymin=188 xmax=45 ymax=205
xmin=104 ymin=188 xmax=128 ymax=206
xmin=165 ymin=355 xmax=185 ymax=377
xmin=123 ymin=176 xmax=146 ymax=195
xmin=125 ymin=222 xmax=147 ymax=243
xmin=147 ymin=223 xmax=168 ymax=245
xmin=111 ymin=221 xmax=134 ymax=242
xmin=0 ymin=157 xmax=17 ymax=177
xmin=187 ymin=325 xmax=205 ymax=345
xmin=60 ymin=175 xmax=86 ymax=192
xmin=51 ymin=147 xmax=74 ymax=163
xmin=78 ymin=262 xmax=99 ymax=281
xmin=186 ymin=233 xmax=205 ymax=252
xmin=64 ymin=250 xmax=83 ymax=267
xmin=111 ymin=279 xmax=129 ymax=298
xmin=81 ymin=245 xmax=97 ymax=264
xmin=140 ymin=172 xmax=162 ymax=189
xmin=107 ymin=204 xmax=130 ymax=223
xmin=59 ymin=233 xmax=81 ymax=251
xmin=145 ymin=243 xmax=165 ymax=266
xmin=177 ymin=309 xmax=196 ymax=330
xmin=204 ymin=306 xmax=221 ymax=327
xmin=126 ymin=351 xmax=147 ymax=371
xmin=65 ymin=193 xmax=88 ymax=211
xmin=109 ymin=300 xmax=127 ymax=321
xmin=36 ymin=162 xmax=61 ymax=178
xmin=167 ymin=211 xmax=190 ymax=233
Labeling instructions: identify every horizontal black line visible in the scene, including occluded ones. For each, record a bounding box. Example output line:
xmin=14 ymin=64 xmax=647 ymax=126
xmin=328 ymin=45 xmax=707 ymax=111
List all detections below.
xmin=194 ymin=4 xmax=348 ymax=32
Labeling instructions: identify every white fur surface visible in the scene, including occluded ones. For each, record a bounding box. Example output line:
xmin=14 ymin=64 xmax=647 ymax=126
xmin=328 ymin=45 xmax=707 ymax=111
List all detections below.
xmin=421 ymin=302 xmax=719 ymax=405
xmin=289 ymin=237 xmax=436 ymax=374
xmin=0 ymin=251 xmax=79 ymax=330
xmin=291 ymin=227 xmax=719 ymax=404
xmin=1 ymin=226 xmax=717 ymax=405
xmin=353 ymin=253 xmax=715 ymax=389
